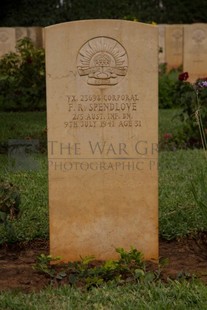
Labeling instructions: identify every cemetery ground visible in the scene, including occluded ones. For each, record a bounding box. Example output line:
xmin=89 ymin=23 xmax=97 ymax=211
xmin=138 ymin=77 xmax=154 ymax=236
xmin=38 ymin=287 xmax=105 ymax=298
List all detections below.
xmin=1 ymin=110 xmax=207 ymax=308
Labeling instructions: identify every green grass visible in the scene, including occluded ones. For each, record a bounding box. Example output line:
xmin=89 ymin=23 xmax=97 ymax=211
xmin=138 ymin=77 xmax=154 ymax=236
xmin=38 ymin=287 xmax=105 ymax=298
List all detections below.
xmin=1 ymin=280 xmax=207 ymax=310
xmin=159 ymin=108 xmax=183 ymax=138
xmin=159 ymin=149 xmax=207 ymax=239
xmin=0 ymin=112 xmax=46 ymax=142
xmin=0 ymin=112 xmax=47 ymax=153
xmin=0 ymin=155 xmax=48 ymax=243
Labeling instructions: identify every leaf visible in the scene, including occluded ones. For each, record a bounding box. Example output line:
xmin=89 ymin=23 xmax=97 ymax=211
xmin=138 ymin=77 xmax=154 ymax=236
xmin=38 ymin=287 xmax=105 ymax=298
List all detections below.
xmin=143 ymin=272 xmax=155 ymax=283
xmin=103 ymin=260 xmax=118 ymax=270
xmin=55 ymin=271 xmax=67 ymax=280
xmin=134 ymin=269 xmax=145 ymax=278
xmin=80 ymin=255 xmax=95 ymax=265
xmin=0 ymin=211 xmax=7 ymax=223
xmin=68 ymin=274 xmax=78 ymax=285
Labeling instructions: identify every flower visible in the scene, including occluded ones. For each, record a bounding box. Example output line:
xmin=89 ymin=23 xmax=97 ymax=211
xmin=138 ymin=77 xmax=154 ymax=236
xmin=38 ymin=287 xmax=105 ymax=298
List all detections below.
xmin=178 ymin=72 xmax=189 ymax=81
xmin=164 ymin=133 xmax=173 ymax=140
xmin=199 ymin=81 xmax=207 ymax=88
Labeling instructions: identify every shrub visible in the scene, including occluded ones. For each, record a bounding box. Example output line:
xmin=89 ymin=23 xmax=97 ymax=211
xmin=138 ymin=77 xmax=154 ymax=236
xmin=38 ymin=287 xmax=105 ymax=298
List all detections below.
xmin=159 ymin=65 xmax=181 ymax=109
xmin=0 ymin=180 xmax=20 ymax=242
xmin=173 ymin=73 xmax=207 ymax=147
xmin=0 ymin=38 xmax=46 ymax=111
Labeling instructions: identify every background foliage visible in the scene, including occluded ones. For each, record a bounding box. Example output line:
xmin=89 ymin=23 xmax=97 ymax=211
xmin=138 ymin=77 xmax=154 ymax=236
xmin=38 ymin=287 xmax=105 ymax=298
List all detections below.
xmin=0 ymin=0 xmax=207 ymax=26
xmin=0 ymin=38 xmax=45 ymax=111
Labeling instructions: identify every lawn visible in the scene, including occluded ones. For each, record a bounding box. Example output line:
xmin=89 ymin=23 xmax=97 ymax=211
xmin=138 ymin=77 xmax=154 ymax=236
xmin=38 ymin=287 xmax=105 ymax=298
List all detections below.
xmin=0 ymin=110 xmax=207 ymax=308
xmin=159 ymin=108 xmax=183 ymax=138
xmin=1 ymin=281 xmax=207 ymax=309
xmin=0 ymin=112 xmax=46 ymax=142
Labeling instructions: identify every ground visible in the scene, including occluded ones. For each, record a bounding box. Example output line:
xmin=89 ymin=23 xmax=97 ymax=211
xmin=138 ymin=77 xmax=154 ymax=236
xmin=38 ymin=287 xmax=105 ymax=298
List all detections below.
xmin=0 ymin=234 xmax=207 ymax=293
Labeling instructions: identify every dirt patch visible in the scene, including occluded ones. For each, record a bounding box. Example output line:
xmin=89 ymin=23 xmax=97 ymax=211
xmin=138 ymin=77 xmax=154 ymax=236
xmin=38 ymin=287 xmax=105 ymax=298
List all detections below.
xmin=1 ymin=234 xmax=207 ymax=292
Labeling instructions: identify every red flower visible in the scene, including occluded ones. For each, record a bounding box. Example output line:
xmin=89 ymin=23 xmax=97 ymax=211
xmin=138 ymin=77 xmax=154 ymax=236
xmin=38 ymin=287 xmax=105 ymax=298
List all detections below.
xmin=164 ymin=133 xmax=173 ymax=140
xmin=178 ymin=72 xmax=189 ymax=81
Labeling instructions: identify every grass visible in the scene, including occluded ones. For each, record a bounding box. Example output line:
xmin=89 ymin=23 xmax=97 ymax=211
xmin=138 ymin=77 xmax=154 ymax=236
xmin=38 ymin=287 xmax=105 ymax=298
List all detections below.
xmin=159 ymin=149 xmax=207 ymax=239
xmin=0 ymin=155 xmax=48 ymax=243
xmin=1 ymin=280 xmax=207 ymax=309
xmin=159 ymin=108 xmax=183 ymax=138
xmin=0 ymin=112 xmax=46 ymax=153
xmin=0 ymin=112 xmax=46 ymax=142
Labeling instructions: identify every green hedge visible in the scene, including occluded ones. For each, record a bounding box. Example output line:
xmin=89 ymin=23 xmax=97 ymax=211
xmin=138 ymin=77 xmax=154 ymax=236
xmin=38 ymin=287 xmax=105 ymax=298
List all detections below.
xmin=1 ymin=0 xmax=207 ymax=27
xmin=0 ymin=38 xmax=45 ymax=111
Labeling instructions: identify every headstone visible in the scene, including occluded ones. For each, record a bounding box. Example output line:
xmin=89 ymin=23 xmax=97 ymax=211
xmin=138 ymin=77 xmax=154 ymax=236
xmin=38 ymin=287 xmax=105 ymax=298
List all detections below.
xmin=15 ymin=27 xmax=28 ymax=41
xmin=42 ymin=28 xmax=45 ymax=48
xmin=0 ymin=28 xmax=16 ymax=58
xmin=158 ymin=25 xmax=166 ymax=64
xmin=183 ymin=23 xmax=207 ymax=82
xmin=165 ymin=25 xmax=183 ymax=71
xmin=46 ymin=20 xmax=158 ymax=262
xmin=27 ymin=27 xmax=43 ymax=48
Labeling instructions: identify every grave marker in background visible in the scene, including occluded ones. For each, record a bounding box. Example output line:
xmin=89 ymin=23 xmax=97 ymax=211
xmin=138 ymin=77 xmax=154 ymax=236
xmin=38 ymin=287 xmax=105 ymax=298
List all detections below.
xmin=183 ymin=23 xmax=207 ymax=82
xmin=15 ymin=27 xmax=28 ymax=41
xmin=46 ymin=20 xmax=158 ymax=262
xmin=0 ymin=28 xmax=16 ymax=58
xmin=27 ymin=27 xmax=43 ymax=48
xmin=158 ymin=24 xmax=166 ymax=64
xmin=165 ymin=25 xmax=183 ymax=71
xmin=15 ymin=27 xmax=44 ymax=48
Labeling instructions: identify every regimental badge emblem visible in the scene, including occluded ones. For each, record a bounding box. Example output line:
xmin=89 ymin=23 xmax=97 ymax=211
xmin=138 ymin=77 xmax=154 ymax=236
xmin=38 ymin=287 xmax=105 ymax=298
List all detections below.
xmin=192 ymin=29 xmax=206 ymax=44
xmin=77 ymin=37 xmax=128 ymax=86
xmin=0 ymin=32 xmax=9 ymax=43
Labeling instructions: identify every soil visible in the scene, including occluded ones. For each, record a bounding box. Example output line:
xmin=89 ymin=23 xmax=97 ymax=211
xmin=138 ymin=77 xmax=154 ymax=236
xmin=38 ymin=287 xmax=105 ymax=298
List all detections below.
xmin=1 ymin=233 xmax=207 ymax=293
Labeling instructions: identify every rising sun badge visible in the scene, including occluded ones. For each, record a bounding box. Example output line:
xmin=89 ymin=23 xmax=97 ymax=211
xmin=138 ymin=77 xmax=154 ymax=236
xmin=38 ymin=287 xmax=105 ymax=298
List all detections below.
xmin=77 ymin=37 xmax=128 ymax=86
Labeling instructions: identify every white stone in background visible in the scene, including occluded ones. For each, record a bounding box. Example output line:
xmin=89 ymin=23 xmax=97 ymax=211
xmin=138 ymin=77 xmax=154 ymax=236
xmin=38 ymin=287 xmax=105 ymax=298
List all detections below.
xmin=183 ymin=23 xmax=207 ymax=82
xmin=165 ymin=25 xmax=184 ymax=71
xmin=158 ymin=24 xmax=166 ymax=64
xmin=27 ymin=27 xmax=43 ymax=48
xmin=0 ymin=28 xmax=16 ymax=57
xmin=15 ymin=27 xmax=28 ymax=41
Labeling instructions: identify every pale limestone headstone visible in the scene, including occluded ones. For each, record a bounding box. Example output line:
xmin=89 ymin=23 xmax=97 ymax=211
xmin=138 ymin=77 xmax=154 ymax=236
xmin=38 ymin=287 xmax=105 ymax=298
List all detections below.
xmin=0 ymin=28 xmax=16 ymax=58
xmin=46 ymin=20 xmax=158 ymax=262
xmin=165 ymin=25 xmax=183 ymax=71
xmin=158 ymin=25 xmax=166 ymax=64
xmin=183 ymin=23 xmax=207 ymax=82
xmin=15 ymin=27 xmax=28 ymax=41
xmin=27 ymin=27 xmax=43 ymax=48
xmin=42 ymin=28 xmax=45 ymax=48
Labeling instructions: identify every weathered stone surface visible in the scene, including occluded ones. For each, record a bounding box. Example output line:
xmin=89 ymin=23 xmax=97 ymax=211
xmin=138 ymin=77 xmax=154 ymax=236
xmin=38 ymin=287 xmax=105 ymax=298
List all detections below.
xmin=158 ymin=24 xmax=166 ymax=64
xmin=27 ymin=27 xmax=43 ymax=47
xmin=15 ymin=27 xmax=28 ymax=41
xmin=0 ymin=28 xmax=16 ymax=57
xmin=165 ymin=25 xmax=183 ymax=71
xmin=46 ymin=20 xmax=158 ymax=262
xmin=183 ymin=23 xmax=207 ymax=82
